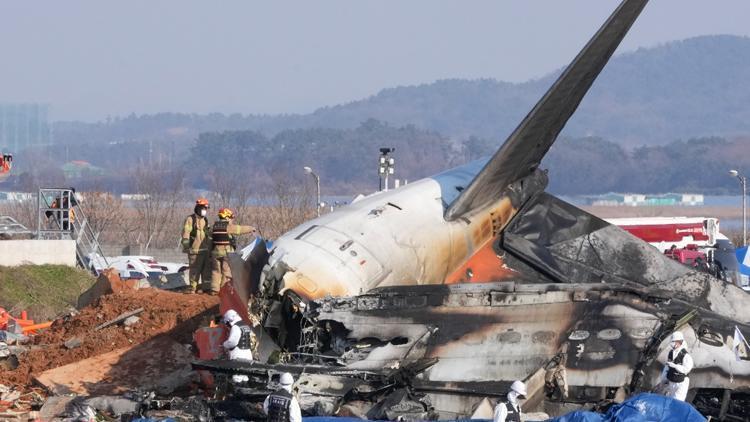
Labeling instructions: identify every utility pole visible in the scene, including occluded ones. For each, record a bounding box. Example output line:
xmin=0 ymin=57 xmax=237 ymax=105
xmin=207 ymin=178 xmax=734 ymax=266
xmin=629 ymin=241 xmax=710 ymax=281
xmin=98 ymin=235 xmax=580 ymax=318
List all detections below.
xmin=730 ymin=169 xmax=747 ymax=246
xmin=304 ymin=166 xmax=321 ymax=217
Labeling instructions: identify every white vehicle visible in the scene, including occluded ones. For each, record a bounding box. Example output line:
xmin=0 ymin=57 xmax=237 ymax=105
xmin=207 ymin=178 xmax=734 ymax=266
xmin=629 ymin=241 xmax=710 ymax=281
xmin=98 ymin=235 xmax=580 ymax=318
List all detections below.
xmin=107 ymin=256 xmax=164 ymax=281
xmin=158 ymin=261 xmax=189 ymax=274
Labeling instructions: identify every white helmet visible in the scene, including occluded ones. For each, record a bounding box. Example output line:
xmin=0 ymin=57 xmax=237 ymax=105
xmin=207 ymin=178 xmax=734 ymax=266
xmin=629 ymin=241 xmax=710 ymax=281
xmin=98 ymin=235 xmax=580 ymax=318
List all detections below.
xmin=280 ymin=372 xmax=294 ymax=386
xmin=222 ymin=309 xmax=241 ymax=325
xmin=510 ymin=380 xmax=527 ymax=397
xmin=671 ymin=331 xmax=685 ymax=343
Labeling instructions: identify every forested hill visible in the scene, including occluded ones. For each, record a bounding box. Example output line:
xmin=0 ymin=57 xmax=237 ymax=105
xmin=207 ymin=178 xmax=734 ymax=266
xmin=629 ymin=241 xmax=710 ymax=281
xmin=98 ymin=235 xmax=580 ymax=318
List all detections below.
xmin=302 ymin=35 xmax=750 ymax=144
xmin=54 ymin=35 xmax=750 ymax=146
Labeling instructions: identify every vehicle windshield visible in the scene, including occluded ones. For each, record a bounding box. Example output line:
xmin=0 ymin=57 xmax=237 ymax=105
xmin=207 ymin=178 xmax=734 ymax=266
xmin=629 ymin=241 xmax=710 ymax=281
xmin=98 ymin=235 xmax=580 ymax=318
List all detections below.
xmin=713 ymin=239 xmax=743 ymax=287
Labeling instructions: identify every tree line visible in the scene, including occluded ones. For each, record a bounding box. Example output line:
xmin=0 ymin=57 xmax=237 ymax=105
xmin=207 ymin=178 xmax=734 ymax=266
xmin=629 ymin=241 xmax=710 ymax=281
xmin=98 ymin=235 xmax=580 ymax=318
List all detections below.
xmin=6 ymin=120 xmax=750 ymax=196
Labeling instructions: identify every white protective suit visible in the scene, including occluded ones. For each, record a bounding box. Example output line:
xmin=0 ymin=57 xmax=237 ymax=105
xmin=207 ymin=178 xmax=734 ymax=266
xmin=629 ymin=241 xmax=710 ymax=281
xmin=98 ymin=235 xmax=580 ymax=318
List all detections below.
xmin=658 ymin=343 xmax=693 ymax=401
xmin=493 ymin=390 xmax=522 ymax=422
xmin=263 ymin=384 xmax=302 ymax=422
xmin=222 ymin=310 xmax=254 ymax=383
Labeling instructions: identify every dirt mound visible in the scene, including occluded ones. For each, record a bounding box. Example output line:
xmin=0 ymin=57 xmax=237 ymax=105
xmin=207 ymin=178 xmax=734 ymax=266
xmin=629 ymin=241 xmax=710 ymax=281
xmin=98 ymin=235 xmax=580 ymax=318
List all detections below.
xmin=0 ymin=288 xmax=218 ymax=388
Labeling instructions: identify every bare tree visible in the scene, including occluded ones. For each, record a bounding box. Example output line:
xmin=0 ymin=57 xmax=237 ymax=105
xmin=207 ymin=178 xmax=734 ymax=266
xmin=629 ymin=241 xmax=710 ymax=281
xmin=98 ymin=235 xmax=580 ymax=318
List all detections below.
xmin=245 ymin=170 xmax=315 ymax=239
xmin=128 ymin=164 xmax=186 ymax=251
xmin=78 ymin=191 xmax=125 ymax=242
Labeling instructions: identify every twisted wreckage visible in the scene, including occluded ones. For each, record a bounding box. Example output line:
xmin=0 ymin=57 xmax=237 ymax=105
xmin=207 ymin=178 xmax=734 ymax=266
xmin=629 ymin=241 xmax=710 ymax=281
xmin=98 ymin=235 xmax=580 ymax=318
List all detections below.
xmin=195 ymin=0 xmax=750 ymax=419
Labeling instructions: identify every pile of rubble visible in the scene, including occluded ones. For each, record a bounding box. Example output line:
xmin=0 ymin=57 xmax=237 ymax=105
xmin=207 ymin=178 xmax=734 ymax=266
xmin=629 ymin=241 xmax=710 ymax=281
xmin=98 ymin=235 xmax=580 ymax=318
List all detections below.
xmin=0 ymin=283 xmax=219 ymax=420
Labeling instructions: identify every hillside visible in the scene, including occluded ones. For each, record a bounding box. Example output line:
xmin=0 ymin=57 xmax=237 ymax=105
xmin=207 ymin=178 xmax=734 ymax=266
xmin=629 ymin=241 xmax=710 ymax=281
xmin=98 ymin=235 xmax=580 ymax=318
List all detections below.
xmin=0 ymin=265 xmax=96 ymax=320
xmin=52 ymin=35 xmax=750 ymax=146
xmin=302 ymin=35 xmax=750 ymax=144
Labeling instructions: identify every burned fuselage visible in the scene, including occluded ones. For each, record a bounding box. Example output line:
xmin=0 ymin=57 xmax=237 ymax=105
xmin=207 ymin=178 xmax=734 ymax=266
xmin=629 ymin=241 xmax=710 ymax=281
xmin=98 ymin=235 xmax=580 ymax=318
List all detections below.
xmin=260 ymin=196 xmax=750 ymax=418
xmin=298 ymin=280 xmax=750 ymax=418
xmin=213 ymin=0 xmax=750 ymax=419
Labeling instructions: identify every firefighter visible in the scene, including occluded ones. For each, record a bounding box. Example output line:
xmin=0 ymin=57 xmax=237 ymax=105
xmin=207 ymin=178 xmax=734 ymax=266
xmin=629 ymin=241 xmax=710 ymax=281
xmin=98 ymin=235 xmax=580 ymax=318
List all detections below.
xmin=493 ymin=380 xmax=526 ymax=422
xmin=263 ymin=372 xmax=301 ymax=422
xmin=181 ymin=198 xmax=212 ymax=294
xmin=657 ymin=330 xmax=693 ymax=401
xmin=221 ymin=309 xmax=255 ymax=383
xmin=210 ymin=208 xmax=256 ymax=294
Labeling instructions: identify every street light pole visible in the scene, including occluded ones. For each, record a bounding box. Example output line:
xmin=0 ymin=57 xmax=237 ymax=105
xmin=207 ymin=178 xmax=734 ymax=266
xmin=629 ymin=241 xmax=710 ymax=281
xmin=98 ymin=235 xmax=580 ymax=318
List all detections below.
xmin=730 ymin=169 xmax=747 ymax=246
xmin=304 ymin=166 xmax=321 ymax=217
xmin=378 ymin=148 xmax=395 ymax=192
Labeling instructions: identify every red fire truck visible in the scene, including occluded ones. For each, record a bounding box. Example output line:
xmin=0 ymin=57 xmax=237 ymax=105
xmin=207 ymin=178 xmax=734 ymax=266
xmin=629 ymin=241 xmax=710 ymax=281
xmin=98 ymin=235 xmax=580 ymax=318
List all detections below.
xmin=607 ymin=217 xmax=744 ymax=288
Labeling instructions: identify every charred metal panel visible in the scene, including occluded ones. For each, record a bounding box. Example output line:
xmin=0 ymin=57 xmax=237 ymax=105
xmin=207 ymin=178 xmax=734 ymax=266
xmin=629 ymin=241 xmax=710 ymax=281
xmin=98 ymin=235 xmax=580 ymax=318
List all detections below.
xmin=502 ymin=193 xmax=750 ymax=324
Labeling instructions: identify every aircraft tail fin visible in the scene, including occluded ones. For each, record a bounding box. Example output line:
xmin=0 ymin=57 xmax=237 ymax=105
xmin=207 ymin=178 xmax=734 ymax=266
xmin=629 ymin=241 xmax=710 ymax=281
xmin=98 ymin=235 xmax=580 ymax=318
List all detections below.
xmin=445 ymin=0 xmax=648 ymax=220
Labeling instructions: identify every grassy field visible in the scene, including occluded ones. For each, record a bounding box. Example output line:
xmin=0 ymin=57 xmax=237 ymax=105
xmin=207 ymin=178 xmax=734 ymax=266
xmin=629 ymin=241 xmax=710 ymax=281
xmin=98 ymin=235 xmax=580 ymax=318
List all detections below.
xmin=0 ymin=265 xmax=96 ymax=321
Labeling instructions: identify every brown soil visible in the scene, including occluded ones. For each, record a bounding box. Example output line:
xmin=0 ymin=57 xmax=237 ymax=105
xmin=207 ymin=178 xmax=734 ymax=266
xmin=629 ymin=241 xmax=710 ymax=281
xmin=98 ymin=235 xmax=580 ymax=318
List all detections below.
xmin=0 ymin=288 xmax=218 ymax=389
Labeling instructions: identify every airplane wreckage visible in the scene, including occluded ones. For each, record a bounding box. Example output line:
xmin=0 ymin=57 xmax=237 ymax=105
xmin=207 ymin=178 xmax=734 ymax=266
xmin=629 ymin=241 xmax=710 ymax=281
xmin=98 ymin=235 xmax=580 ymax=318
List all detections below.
xmin=195 ymin=0 xmax=750 ymax=419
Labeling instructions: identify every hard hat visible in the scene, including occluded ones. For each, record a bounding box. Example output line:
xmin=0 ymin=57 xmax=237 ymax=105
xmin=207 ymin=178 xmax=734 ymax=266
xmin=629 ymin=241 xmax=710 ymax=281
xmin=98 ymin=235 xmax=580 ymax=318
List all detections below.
xmin=671 ymin=331 xmax=685 ymax=342
xmin=510 ymin=380 xmax=527 ymax=397
xmin=218 ymin=208 xmax=234 ymax=219
xmin=222 ymin=309 xmax=241 ymax=325
xmin=196 ymin=198 xmax=209 ymax=207
xmin=280 ymin=372 xmax=294 ymax=386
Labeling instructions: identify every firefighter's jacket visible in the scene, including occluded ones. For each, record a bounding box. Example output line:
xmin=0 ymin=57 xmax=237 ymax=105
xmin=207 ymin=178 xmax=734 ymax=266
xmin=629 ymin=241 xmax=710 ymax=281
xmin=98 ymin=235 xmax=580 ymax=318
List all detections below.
xmin=211 ymin=219 xmax=255 ymax=258
xmin=182 ymin=214 xmax=211 ymax=254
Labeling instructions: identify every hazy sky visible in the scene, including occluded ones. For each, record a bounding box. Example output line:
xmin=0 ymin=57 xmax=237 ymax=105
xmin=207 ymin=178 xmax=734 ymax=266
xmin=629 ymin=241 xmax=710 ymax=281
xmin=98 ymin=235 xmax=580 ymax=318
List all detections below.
xmin=2 ymin=1 xmax=749 ymax=122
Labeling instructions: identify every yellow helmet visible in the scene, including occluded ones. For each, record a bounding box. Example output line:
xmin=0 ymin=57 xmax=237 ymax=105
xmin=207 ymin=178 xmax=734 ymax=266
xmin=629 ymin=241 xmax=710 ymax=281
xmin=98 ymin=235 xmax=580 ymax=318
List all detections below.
xmin=218 ymin=208 xmax=234 ymax=219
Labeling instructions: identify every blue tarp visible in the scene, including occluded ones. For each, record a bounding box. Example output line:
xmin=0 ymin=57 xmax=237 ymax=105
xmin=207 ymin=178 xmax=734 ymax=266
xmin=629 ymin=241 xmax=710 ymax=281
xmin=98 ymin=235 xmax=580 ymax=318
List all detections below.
xmin=304 ymin=393 xmax=705 ymax=422
xmin=546 ymin=394 xmax=705 ymax=422
xmin=737 ymin=246 xmax=750 ymax=276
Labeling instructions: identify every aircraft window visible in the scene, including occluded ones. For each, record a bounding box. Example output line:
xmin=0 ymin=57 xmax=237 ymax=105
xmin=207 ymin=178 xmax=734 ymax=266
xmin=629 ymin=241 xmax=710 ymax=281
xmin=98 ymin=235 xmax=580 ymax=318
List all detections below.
xmin=568 ymin=330 xmax=590 ymax=341
xmin=597 ymin=329 xmax=622 ymax=340
xmin=431 ymin=158 xmax=489 ymax=208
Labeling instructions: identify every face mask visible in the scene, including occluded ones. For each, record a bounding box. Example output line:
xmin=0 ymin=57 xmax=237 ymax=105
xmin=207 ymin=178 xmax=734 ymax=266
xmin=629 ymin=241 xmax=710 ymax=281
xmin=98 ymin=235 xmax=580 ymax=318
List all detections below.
xmin=200 ymin=209 xmax=207 ymax=217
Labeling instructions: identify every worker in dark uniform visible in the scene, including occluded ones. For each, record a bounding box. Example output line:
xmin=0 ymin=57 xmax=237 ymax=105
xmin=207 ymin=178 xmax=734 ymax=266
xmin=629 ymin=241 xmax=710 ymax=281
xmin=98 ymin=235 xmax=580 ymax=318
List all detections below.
xmin=493 ymin=380 xmax=527 ymax=422
xmin=210 ymin=207 xmax=256 ymax=294
xmin=263 ymin=372 xmax=301 ymax=422
xmin=221 ymin=309 xmax=255 ymax=383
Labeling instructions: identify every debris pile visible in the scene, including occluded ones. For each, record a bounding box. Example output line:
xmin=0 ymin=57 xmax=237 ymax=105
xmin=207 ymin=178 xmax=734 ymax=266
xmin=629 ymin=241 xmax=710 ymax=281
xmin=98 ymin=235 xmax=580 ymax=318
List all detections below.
xmin=0 ymin=288 xmax=218 ymax=418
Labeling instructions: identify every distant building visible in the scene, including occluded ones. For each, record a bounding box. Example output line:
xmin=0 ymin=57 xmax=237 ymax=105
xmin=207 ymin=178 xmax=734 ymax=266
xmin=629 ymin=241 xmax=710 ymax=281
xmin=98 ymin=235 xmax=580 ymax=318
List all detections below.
xmin=0 ymin=191 xmax=34 ymax=202
xmin=586 ymin=193 xmax=704 ymax=207
xmin=62 ymin=160 xmax=105 ymax=179
xmin=0 ymin=103 xmax=52 ymax=152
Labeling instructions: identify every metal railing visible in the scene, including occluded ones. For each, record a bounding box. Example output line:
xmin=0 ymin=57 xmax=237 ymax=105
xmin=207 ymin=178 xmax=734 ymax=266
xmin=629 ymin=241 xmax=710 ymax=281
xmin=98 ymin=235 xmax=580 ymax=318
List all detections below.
xmin=0 ymin=216 xmax=33 ymax=237
xmin=37 ymin=188 xmax=108 ymax=271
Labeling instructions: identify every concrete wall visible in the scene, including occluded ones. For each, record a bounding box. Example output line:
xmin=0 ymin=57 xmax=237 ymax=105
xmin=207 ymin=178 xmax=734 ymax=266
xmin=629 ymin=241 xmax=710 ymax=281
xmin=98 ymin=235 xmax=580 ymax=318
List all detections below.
xmin=100 ymin=245 xmax=187 ymax=264
xmin=0 ymin=239 xmax=76 ymax=266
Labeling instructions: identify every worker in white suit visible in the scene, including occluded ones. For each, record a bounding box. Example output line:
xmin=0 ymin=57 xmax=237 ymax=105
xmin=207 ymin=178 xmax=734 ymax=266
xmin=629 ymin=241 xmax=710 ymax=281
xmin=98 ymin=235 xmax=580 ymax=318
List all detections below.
xmin=222 ymin=309 xmax=255 ymax=383
xmin=658 ymin=330 xmax=694 ymax=401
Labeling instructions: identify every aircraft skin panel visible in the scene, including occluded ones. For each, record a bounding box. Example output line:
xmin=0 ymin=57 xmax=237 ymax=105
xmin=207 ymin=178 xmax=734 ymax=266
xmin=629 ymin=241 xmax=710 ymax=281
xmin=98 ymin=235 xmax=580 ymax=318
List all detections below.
xmin=267 ymin=176 xmax=527 ymax=299
xmin=445 ymin=0 xmax=649 ymax=221
xmin=444 ymin=239 xmax=515 ymax=284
